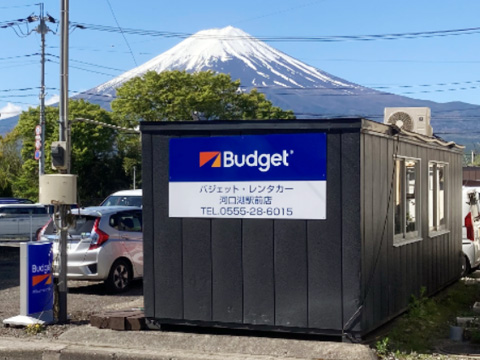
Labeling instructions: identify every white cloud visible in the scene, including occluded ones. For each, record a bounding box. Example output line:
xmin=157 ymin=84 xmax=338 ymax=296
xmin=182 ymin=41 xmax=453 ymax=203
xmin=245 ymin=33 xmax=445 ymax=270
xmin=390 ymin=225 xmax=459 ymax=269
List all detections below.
xmin=0 ymin=103 xmax=23 ymax=120
xmin=46 ymin=94 xmax=59 ymax=106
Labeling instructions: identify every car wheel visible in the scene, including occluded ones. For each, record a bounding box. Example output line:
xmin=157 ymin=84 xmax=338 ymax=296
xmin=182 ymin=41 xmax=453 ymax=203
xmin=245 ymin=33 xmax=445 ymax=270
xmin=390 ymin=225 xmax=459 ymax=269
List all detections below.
xmin=105 ymin=259 xmax=132 ymax=293
xmin=461 ymin=255 xmax=471 ymax=277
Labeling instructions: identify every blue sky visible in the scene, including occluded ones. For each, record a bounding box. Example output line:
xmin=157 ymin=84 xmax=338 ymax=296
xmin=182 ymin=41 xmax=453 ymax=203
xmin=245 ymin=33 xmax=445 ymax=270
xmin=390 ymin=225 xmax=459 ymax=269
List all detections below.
xmin=1 ymin=0 xmax=479 ymax=120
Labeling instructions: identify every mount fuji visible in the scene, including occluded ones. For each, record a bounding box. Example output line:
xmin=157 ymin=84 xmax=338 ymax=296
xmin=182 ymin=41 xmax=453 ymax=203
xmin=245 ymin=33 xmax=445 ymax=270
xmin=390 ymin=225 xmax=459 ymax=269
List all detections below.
xmin=80 ymin=26 xmax=401 ymax=115
xmin=76 ymin=26 xmax=479 ymax=147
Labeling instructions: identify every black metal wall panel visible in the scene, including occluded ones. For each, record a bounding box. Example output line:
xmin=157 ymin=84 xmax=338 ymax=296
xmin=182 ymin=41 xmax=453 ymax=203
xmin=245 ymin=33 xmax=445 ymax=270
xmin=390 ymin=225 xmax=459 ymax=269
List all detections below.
xmin=341 ymin=132 xmax=362 ymax=333
xmin=454 ymin=155 xmax=464 ymax=276
xmin=182 ymin=218 xmax=212 ymax=321
xmin=142 ymin=133 xmax=155 ymax=318
xmin=360 ymin=131 xmax=463 ymax=333
xmin=362 ymin=132 xmax=397 ymax=330
xmin=274 ymin=221 xmax=308 ymax=328
xmin=307 ymin=133 xmax=343 ymax=330
xmin=211 ymin=219 xmax=243 ymax=323
xmin=362 ymin=132 xmax=375 ymax=330
xmin=377 ymin=137 xmax=390 ymax=324
xmin=243 ymin=220 xmax=275 ymax=325
xmin=386 ymin=138 xmax=396 ymax=317
xmin=152 ymin=136 xmax=184 ymax=319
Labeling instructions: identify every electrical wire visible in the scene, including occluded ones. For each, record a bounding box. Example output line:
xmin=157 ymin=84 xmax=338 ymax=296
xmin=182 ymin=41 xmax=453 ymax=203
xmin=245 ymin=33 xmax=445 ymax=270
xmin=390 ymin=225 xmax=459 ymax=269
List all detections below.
xmin=105 ymin=0 xmax=137 ymax=67
xmin=0 ymin=18 xmax=32 ymax=28
xmin=0 ymin=4 xmax=37 ymax=10
xmin=45 ymin=53 xmax=126 ymax=72
xmin=46 ymin=58 xmax=118 ymax=77
xmin=0 ymin=53 xmax=39 ymax=61
xmin=68 ymin=22 xmax=480 ymax=43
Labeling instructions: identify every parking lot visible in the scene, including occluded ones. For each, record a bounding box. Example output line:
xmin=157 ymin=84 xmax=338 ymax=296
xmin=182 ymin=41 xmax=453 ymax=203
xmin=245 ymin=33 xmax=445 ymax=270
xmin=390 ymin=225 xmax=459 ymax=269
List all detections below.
xmin=0 ymin=244 xmax=143 ymax=338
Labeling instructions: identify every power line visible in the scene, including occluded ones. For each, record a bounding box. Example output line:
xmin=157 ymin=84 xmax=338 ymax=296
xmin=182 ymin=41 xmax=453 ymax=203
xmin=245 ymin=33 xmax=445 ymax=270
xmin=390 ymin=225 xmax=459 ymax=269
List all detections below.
xmin=0 ymin=53 xmax=38 ymax=61
xmin=105 ymin=0 xmax=137 ymax=67
xmin=45 ymin=53 xmax=126 ymax=72
xmin=2 ymin=80 xmax=478 ymax=103
xmin=0 ymin=4 xmax=37 ymax=10
xmin=0 ymin=17 xmax=34 ymax=28
xmin=68 ymin=22 xmax=480 ymax=42
xmin=0 ymin=87 xmax=39 ymax=93
xmin=46 ymin=58 xmax=118 ymax=77
xmin=0 ymin=61 xmax=38 ymax=70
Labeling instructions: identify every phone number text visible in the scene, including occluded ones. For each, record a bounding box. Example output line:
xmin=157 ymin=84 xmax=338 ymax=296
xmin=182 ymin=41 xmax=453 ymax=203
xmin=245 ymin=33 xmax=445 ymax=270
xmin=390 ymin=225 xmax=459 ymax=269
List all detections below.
xmin=200 ymin=206 xmax=293 ymax=217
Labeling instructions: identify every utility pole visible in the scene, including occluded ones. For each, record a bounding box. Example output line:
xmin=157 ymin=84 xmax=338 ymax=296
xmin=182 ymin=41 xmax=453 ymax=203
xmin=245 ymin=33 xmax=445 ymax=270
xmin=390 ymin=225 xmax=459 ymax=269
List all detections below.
xmin=59 ymin=0 xmax=69 ymax=150
xmin=57 ymin=0 xmax=69 ymax=324
xmin=35 ymin=3 xmax=48 ymax=179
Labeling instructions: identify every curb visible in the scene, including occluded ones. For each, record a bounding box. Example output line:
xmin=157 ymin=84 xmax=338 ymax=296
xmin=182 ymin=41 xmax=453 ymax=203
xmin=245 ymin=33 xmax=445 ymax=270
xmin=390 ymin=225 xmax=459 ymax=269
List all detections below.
xmin=0 ymin=336 xmax=378 ymax=360
xmin=0 ymin=325 xmax=379 ymax=360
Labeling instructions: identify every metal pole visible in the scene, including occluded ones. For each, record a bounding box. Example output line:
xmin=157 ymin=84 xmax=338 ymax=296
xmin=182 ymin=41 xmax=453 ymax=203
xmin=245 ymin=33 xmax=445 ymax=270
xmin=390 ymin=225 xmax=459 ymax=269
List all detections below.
xmin=59 ymin=0 xmax=69 ymax=147
xmin=58 ymin=204 xmax=68 ymax=323
xmin=133 ymin=166 xmax=136 ymax=190
xmin=38 ymin=3 xmax=47 ymax=178
xmin=57 ymin=0 xmax=69 ymax=324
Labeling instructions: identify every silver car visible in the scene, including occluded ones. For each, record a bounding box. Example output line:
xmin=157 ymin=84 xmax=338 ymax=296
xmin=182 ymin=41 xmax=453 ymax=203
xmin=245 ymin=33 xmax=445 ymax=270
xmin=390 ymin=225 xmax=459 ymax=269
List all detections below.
xmin=0 ymin=204 xmax=50 ymax=240
xmin=39 ymin=206 xmax=143 ymax=292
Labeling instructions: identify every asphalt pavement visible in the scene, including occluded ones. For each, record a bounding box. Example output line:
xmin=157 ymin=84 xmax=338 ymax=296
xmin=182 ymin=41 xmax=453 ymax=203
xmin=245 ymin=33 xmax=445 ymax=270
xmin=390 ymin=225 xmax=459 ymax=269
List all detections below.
xmin=0 ymin=324 xmax=377 ymax=360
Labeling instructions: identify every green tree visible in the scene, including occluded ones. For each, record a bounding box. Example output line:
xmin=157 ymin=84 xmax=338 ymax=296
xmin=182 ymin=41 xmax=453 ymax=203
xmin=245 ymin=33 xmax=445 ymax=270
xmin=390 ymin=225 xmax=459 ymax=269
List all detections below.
xmin=0 ymin=131 xmax=22 ymax=197
xmin=111 ymin=70 xmax=295 ymax=122
xmin=10 ymin=100 xmax=131 ymax=204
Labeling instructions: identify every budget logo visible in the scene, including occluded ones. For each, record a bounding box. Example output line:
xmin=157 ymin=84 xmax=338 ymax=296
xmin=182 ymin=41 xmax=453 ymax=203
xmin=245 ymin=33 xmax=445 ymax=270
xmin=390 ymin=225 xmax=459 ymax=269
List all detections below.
xmin=32 ymin=273 xmax=52 ymax=287
xmin=200 ymin=149 xmax=291 ymax=172
xmin=31 ymin=262 xmax=52 ymax=287
xmin=200 ymin=151 xmax=221 ymax=168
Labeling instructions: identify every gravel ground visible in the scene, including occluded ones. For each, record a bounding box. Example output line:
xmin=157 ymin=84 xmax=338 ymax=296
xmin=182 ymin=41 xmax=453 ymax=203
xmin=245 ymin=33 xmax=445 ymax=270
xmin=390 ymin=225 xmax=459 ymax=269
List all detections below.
xmin=0 ymin=244 xmax=143 ymax=339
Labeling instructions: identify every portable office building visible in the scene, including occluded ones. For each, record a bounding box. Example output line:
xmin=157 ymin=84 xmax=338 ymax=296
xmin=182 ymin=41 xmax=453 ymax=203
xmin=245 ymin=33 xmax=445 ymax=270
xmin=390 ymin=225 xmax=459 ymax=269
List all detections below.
xmin=141 ymin=118 xmax=463 ymax=339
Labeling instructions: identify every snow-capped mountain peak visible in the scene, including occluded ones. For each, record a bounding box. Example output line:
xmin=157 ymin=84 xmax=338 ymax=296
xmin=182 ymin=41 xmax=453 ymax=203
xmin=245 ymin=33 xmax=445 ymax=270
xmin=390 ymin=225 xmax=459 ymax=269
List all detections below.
xmin=93 ymin=26 xmax=359 ymax=94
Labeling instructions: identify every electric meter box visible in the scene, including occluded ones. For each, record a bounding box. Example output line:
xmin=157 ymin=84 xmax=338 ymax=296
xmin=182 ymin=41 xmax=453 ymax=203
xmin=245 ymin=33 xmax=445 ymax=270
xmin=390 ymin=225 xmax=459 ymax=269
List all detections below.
xmin=39 ymin=174 xmax=77 ymax=204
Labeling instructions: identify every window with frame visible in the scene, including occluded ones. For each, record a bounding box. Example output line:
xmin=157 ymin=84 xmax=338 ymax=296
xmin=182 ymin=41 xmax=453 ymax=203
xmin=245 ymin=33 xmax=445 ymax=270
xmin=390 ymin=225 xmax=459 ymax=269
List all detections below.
xmin=394 ymin=157 xmax=420 ymax=245
xmin=428 ymin=162 xmax=447 ymax=233
xmin=110 ymin=211 xmax=143 ymax=232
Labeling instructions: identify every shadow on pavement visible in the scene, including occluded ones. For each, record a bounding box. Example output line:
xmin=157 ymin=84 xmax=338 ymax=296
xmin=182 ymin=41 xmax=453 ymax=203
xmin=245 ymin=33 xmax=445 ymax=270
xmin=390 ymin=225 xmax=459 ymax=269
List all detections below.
xmin=68 ymin=279 xmax=143 ymax=296
xmin=0 ymin=246 xmax=19 ymax=291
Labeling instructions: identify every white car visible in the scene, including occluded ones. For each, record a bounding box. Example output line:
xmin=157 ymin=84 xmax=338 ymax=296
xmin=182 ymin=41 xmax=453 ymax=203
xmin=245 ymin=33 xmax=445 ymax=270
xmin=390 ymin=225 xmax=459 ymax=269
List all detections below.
xmin=100 ymin=189 xmax=142 ymax=207
xmin=38 ymin=206 xmax=143 ymax=292
xmin=462 ymin=186 xmax=480 ymax=275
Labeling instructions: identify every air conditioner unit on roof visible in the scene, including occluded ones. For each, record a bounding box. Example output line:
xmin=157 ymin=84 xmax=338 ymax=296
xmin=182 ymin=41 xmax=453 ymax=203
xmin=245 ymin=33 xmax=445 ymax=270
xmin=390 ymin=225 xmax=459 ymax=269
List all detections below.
xmin=384 ymin=107 xmax=433 ymax=137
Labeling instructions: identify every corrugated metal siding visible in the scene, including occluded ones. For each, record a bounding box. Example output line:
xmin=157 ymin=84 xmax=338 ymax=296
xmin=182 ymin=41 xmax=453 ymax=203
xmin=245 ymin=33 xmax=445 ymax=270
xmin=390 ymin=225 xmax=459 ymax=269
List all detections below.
xmin=361 ymin=131 xmax=463 ymax=333
xmin=308 ymin=132 xmax=343 ymax=330
xmin=340 ymin=132 xmax=363 ymax=333
xmin=464 ymin=167 xmax=480 ymax=186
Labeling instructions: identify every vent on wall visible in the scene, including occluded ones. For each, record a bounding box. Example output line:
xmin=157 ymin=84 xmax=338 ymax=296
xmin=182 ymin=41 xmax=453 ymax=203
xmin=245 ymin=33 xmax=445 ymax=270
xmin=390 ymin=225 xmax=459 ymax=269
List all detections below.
xmin=384 ymin=107 xmax=433 ymax=136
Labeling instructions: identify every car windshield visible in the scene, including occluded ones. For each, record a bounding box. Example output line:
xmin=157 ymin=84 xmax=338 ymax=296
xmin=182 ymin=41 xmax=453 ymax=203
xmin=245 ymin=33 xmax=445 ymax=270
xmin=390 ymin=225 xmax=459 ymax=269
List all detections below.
xmin=43 ymin=215 xmax=96 ymax=236
xmin=101 ymin=195 xmax=142 ymax=207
